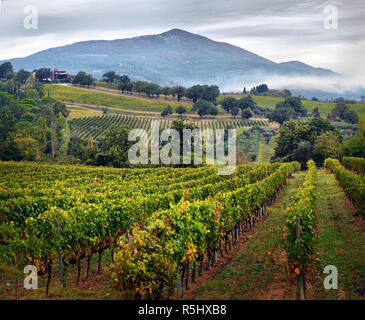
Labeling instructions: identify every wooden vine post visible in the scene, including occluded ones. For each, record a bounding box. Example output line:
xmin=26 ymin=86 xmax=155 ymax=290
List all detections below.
xmin=57 ymin=219 xmax=64 ymax=288
xmin=296 ymin=217 xmax=305 ymax=300
xmin=178 ymin=270 xmax=183 ymax=298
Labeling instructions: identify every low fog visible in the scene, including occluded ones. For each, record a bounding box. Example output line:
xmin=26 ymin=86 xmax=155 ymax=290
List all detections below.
xmin=220 ymin=73 xmax=365 ymax=99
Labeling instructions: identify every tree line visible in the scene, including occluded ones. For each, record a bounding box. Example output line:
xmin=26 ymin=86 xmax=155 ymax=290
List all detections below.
xmin=273 ymin=117 xmax=365 ymax=167
xmin=0 ymin=87 xmax=69 ymax=162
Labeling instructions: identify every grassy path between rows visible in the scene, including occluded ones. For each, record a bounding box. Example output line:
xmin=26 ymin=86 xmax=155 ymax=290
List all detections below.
xmin=306 ymin=169 xmax=365 ymax=300
xmin=191 ymin=168 xmax=365 ymax=300
xmin=190 ymin=171 xmax=306 ymax=300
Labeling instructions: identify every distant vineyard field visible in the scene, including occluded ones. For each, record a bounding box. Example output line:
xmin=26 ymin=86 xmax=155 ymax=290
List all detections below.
xmin=67 ymin=104 xmax=104 ymax=119
xmin=332 ymin=122 xmax=359 ymax=138
xmin=69 ymin=114 xmax=271 ymax=140
xmin=236 ymin=127 xmax=275 ymax=162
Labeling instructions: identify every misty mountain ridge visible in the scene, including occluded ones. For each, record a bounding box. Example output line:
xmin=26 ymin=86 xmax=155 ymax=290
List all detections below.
xmin=3 ymin=28 xmax=345 ymax=97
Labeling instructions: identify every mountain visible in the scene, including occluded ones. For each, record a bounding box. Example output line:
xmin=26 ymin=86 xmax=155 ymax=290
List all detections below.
xmin=3 ymin=28 xmax=338 ymax=90
xmin=278 ymin=61 xmax=335 ymax=77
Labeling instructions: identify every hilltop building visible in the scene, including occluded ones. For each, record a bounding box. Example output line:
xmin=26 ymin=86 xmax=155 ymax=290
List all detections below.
xmin=52 ymin=68 xmax=69 ymax=81
xmin=352 ymin=96 xmax=365 ymax=102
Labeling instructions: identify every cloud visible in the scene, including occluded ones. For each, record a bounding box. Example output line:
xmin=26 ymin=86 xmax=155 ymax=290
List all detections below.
xmin=0 ymin=0 xmax=364 ymax=85
xmin=261 ymin=74 xmax=365 ymax=95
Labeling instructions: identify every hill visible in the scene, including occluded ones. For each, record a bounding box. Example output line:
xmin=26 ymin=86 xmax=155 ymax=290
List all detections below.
xmin=4 ymin=29 xmax=337 ymax=90
xmin=47 ymin=84 xmax=365 ymax=121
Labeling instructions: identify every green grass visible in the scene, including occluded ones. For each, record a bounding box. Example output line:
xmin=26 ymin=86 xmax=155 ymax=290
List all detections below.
xmin=47 ymin=85 xmax=192 ymax=113
xmin=219 ymin=94 xmax=365 ymax=121
xmin=255 ymin=136 xmax=277 ymax=164
xmin=95 ymin=82 xmax=119 ymax=90
xmin=307 ymin=169 xmax=365 ymax=300
xmin=218 ymin=94 xmax=281 ymax=109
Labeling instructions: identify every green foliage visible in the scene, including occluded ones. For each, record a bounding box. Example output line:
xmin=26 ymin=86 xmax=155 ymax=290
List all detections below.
xmin=343 ymin=156 xmax=365 ymax=175
xmin=343 ymin=110 xmax=359 ymax=124
xmin=282 ymin=97 xmax=307 ymax=116
xmin=0 ymin=161 xmax=286 ymax=295
xmin=35 ymin=68 xmax=52 ymax=82
xmin=241 ymin=108 xmax=253 ymax=120
xmin=102 ymin=71 xmax=118 ymax=84
xmin=73 ymin=71 xmax=95 ymax=87
xmin=332 ymin=102 xmax=359 ymax=124
xmin=250 ymin=84 xmax=269 ymax=95
xmin=273 ymin=118 xmax=340 ymax=165
xmin=359 ymin=119 xmax=365 ymax=137
xmin=161 ymin=105 xmax=173 ymax=117
xmin=237 ymin=127 xmax=264 ymax=161
xmin=143 ymin=83 xmax=162 ymax=97
xmin=31 ymin=83 xmax=46 ymax=98
xmin=332 ymin=102 xmax=349 ymax=119
xmin=325 ymin=158 xmax=365 ymax=214
xmin=285 ymin=160 xmax=318 ymax=273
xmin=0 ymin=90 xmax=67 ymax=161
xmin=170 ymin=118 xmax=197 ymax=137
xmin=88 ymin=126 xmax=132 ymax=167
xmin=269 ymin=97 xmax=306 ymax=124
xmin=294 ymin=141 xmax=313 ymax=167
xmin=193 ymin=99 xmax=218 ymax=118
xmin=116 ymin=75 xmax=132 ymax=93
xmin=161 ymin=87 xmax=171 ymax=99
xmin=220 ymin=96 xmax=236 ymax=113
xmin=231 ymin=106 xmax=239 ymax=118
xmin=185 ymin=85 xmax=220 ymax=103
xmin=0 ymin=62 xmax=13 ymax=79
xmin=220 ymin=95 xmax=257 ymax=118
xmin=312 ymin=131 xmax=341 ymax=166
xmin=237 ymin=95 xmax=256 ymax=110
xmin=312 ymin=107 xmax=320 ymax=117
xmin=171 ymin=86 xmax=186 ymax=102
xmin=341 ymin=137 xmax=365 ymax=158
xmin=13 ymin=134 xmax=41 ymax=161
xmin=111 ymin=162 xmax=299 ymax=298
xmin=269 ymin=107 xmax=293 ymax=124
xmin=112 ymin=225 xmax=177 ymax=299
xmin=176 ymin=105 xmax=187 ymax=115
xmin=15 ymin=69 xmax=31 ymax=84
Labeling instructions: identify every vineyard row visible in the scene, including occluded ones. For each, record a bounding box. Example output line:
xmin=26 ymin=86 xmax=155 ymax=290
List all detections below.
xmin=69 ymin=114 xmax=271 ymax=140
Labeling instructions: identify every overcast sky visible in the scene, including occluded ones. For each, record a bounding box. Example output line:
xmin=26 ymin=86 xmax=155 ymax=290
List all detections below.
xmin=0 ymin=0 xmax=364 ymax=77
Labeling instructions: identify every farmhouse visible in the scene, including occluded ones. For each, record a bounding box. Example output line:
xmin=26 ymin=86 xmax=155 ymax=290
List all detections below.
xmin=52 ymin=68 xmax=69 ymax=81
